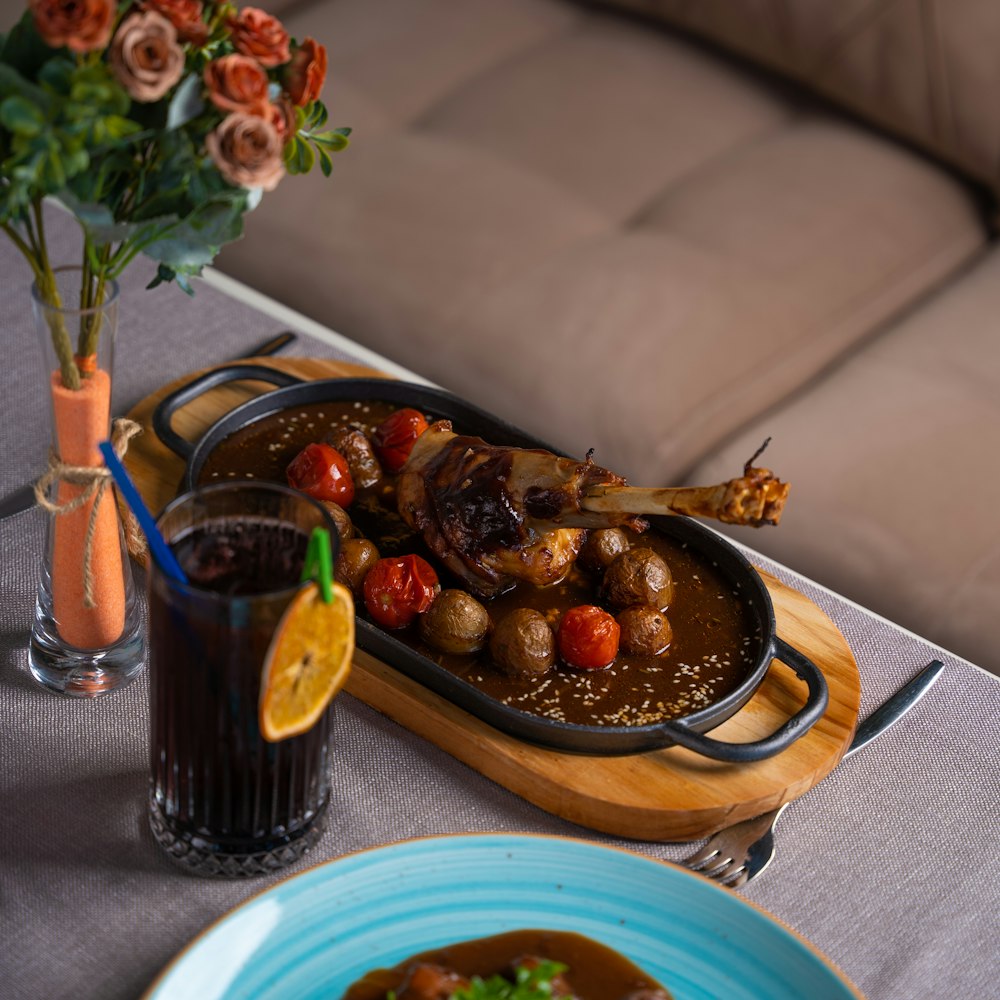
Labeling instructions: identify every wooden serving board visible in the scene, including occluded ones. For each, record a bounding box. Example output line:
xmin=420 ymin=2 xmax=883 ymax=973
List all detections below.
xmin=125 ymin=357 xmax=861 ymax=842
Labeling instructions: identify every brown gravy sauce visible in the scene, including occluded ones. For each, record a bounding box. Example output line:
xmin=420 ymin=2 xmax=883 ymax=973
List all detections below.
xmin=341 ymin=929 xmax=672 ymax=1000
xmin=199 ymin=400 xmax=763 ymax=727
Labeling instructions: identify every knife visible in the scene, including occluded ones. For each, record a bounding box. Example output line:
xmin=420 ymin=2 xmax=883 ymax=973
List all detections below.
xmin=846 ymin=658 xmax=945 ymax=757
xmin=0 ymin=331 xmax=298 ymax=521
xmin=683 ymin=658 xmax=947 ymax=885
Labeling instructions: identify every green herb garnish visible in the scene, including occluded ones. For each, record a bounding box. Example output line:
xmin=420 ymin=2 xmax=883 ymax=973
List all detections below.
xmin=451 ymin=961 xmax=570 ymax=1000
xmin=382 ymin=959 xmax=570 ymax=1000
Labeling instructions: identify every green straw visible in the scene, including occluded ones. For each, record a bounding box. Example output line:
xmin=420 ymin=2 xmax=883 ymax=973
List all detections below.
xmin=301 ymin=527 xmax=334 ymax=603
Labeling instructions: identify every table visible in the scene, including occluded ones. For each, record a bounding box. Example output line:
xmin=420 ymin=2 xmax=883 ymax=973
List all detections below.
xmin=2 ymin=215 xmax=998 ymax=1000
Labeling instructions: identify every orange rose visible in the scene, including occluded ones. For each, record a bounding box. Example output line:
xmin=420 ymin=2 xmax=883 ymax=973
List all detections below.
xmin=109 ymin=11 xmax=185 ymax=102
xmin=265 ymin=96 xmax=297 ymax=142
xmin=206 ymin=112 xmax=285 ymax=191
xmin=141 ymin=0 xmax=208 ymax=46
xmin=284 ymin=37 xmax=326 ymax=107
xmin=29 ymin=0 xmax=114 ymax=53
xmin=227 ymin=7 xmax=290 ymax=68
xmin=204 ymin=55 xmax=270 ymax=115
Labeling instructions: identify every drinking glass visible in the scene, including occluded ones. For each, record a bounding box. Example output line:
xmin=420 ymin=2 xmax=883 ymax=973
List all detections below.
xmin=147 ymin=481 xmax=338 ymax=877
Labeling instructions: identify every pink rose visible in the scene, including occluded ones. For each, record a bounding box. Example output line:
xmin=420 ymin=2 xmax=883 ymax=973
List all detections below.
xmin=29 ymin=0 xmax=114 ymax=53
xmin=227 ymin=7 xmax=290 ymax=68
xmin=206 ymin=112 xmax=285 ymax=191
xmin=109 ymin=11 xmax=185 ymax=103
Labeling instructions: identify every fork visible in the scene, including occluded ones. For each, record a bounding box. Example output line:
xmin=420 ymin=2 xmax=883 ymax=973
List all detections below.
xmin=683 ymin=659 xmax=945 ymax=888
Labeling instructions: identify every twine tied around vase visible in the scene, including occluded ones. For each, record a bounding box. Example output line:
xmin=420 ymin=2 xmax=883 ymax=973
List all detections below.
xmin=34 ymin=417 xmax=146 ymax=608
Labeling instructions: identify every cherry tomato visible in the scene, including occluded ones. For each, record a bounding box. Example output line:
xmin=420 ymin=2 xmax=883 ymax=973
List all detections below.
xmin=286 ymin=442 xmax=355 ymax=507
xmin=558 ymin=605 xmax=620 ymax=670
xmin=371 ymin=408 xmax=429 ymax=472
xmin=363 ymin=554 xmax=440 ymax=629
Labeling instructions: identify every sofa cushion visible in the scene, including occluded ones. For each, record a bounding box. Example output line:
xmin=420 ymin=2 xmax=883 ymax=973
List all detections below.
xmin=595 ymin=0 xmax=1000 ymax=200
xmin=687 ymin=246 xmax=1000 ymax=675
xmin=217 ymin=0 xmax=986 ymax=482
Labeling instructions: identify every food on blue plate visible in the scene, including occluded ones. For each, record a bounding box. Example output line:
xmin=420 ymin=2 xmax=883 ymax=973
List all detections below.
xmin=198 ymin=398 xmax=772 ymax=727
xmin=340 ymin=929 xmax=673 ymax=1000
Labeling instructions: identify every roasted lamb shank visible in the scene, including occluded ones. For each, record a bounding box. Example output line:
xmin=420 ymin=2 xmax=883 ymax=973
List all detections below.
xmin=396 ymin=421 xmax=789 ymax=598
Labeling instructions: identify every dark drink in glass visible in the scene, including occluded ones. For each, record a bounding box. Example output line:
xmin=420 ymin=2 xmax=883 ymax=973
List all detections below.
xmin=147 ymin=482 xmax=338 ymax=876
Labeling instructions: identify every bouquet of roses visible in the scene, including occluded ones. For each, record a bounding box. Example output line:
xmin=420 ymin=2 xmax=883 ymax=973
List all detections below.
xmin=0 ymin=0 xmax=348 ymax=389
xmin=1 ymin=2 xmax=348 ymax=665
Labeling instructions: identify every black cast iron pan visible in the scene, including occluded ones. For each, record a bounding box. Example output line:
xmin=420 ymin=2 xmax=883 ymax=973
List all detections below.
xmin=152 ymin=363 xmax=828 ymax=761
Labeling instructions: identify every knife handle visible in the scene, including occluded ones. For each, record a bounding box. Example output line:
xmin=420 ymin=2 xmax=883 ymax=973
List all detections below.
xmin=241 ymin=331 xmax=297 ymax=358
xmin=846 ymin=660 xmax=944 ymax=758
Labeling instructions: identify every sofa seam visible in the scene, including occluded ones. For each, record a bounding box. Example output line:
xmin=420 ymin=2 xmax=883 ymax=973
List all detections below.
xmin=659 ymin=223 xmax=989 ymax=479
xmin=404 ymin=7 xmax=591 ymax=133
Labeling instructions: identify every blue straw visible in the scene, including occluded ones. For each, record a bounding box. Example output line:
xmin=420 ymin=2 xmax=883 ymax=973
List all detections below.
xmin=98 ymin=441 xmax=188 ymax=585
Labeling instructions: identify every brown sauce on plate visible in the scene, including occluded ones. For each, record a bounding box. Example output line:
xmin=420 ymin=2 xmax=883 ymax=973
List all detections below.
xmin=342 ymin=929 xmax=672 ymax=1000
xmin=198 ymin=400 xmax=763 ymax=727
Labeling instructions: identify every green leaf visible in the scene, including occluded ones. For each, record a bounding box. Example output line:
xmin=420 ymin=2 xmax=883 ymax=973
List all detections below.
xmin=143 ymin=232 xmax=220 ymax=268
xmin=188 ymin=198 xmax=247 ymax=245
xmin=310 ymin=100 xmax=328 ymax=128
xmin=284 ymin=135 xmax=315 ymax=175
xmin=317 ymin=146 xmax=333 ymax=177
xmin=311 ymin=130 xmax=349 ymax=152
xmin=0 ymin=96 xmax=44 ymax=137
xmin=146 ymin=263 xmax=175 ymax=290
xmin=142 ymin=199 xmax=247 ymax=269
xmin=67 ymin=63 xmax=131 ymax=116
xmin=146 ymin=263 xmax=197 ymax=295
xmin=58 ymin=190 xmax=181 ymax=244
xmin=101 ymin=115 xmax=142 ymax=141
xmin=0 ymin=12 xmax=53 ymax=81
xmin=0 ymin=63 xmax=53 ymax=115
xmin=167 ymin=73 xmax=205 ymax=131
xmin=135 ymin=187 xmax=192 ymax=222
xmin=448 ymin=962 xmax=571 ymax=1000
xmin=37 ymin=56 xmax=75 ymax=96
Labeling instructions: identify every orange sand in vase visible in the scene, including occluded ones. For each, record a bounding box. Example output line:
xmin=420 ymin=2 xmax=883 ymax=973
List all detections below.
xmin=49 ymin=368 xmax=125 ymax=648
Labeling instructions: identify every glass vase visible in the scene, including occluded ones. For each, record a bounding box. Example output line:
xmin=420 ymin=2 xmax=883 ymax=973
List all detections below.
xmin=29 ymin=267 xmax=145 ymax=697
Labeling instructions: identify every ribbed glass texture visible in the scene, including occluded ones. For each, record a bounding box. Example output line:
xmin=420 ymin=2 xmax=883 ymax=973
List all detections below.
xmin=147 ymin=483 xmax=337 ymax=877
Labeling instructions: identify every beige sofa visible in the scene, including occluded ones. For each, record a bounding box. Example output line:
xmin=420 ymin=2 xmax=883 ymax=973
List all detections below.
xmin=218 ymin=0 xmax=1000 ymax=675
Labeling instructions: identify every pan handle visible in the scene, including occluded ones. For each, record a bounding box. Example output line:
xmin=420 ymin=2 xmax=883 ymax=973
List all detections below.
xmin=656 ymin=637 xmax=829 ymax=762
xmin=152 ymin=363 xmax=304 ymax=460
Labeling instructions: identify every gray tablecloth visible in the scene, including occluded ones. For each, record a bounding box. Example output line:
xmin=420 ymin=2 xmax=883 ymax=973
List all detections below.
xmin=2 ymin=214 xmax=998 ymax=1000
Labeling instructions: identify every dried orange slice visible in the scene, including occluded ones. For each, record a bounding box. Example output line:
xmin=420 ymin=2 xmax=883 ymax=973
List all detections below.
xmin=260 ymin=581 xmax=355 ymax=742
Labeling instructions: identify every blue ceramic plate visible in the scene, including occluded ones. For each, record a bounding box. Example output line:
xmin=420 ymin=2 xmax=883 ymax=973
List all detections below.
xmin=145 ymin=834 xmax=863 ymax=1000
